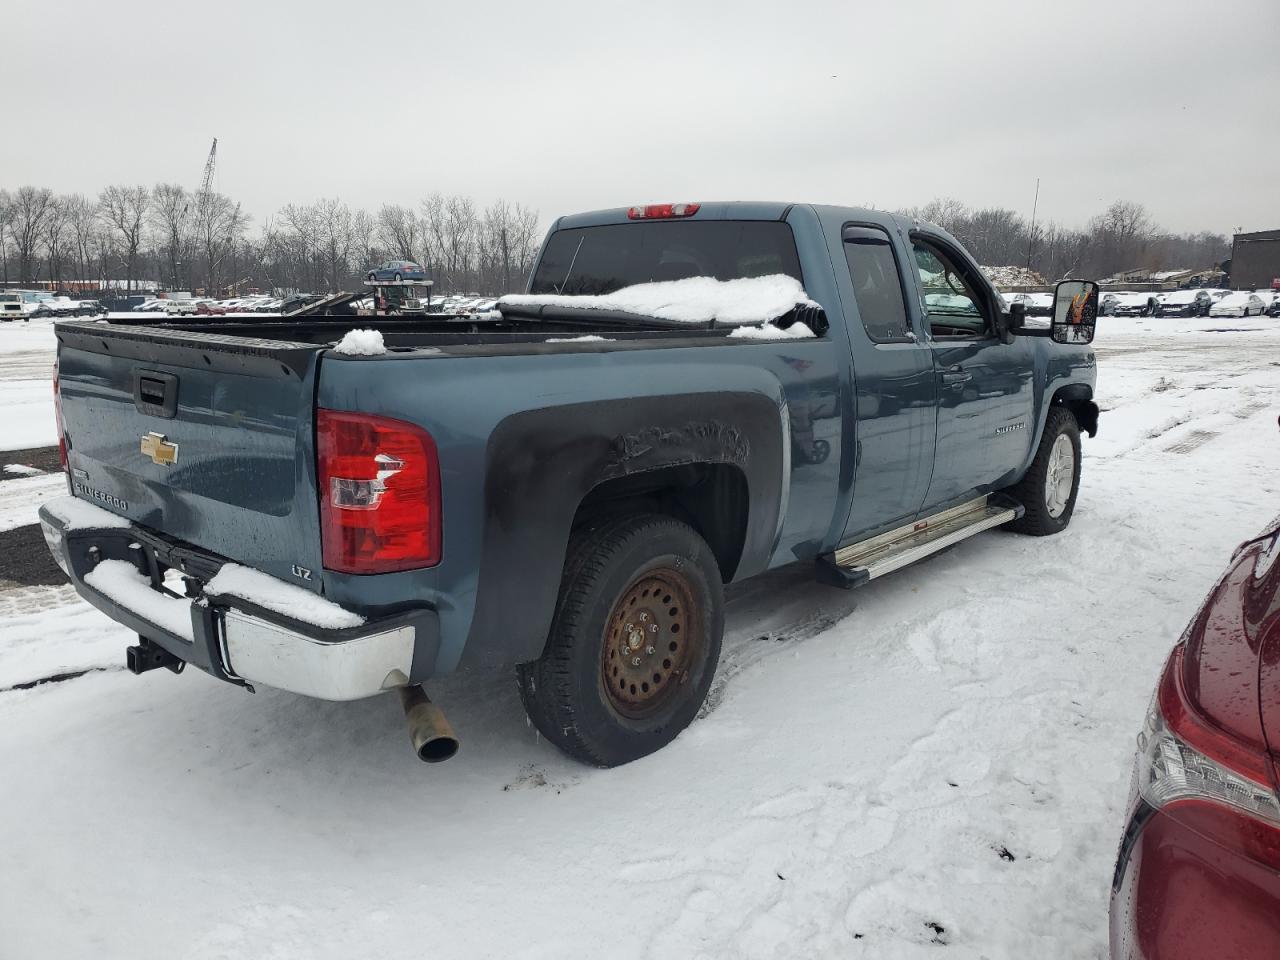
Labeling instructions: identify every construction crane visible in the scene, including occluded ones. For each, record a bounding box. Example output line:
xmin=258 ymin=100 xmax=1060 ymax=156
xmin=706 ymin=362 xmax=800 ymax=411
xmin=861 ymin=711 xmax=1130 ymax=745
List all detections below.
xmin=197 ymin=137 xmax=217 ymax=207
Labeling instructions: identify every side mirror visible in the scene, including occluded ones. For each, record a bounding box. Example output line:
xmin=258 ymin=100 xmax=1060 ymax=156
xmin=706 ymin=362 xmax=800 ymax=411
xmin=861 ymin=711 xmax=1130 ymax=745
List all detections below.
xmin=1051 ymin=280 xmax=1098 ymax=345
xmin=997 ymin=300 xmax=1024 ymax=344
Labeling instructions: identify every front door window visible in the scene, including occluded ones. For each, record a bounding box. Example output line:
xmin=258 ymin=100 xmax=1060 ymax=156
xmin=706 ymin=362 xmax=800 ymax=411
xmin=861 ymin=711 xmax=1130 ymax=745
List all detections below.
xmin=910 ymin=241 xmax=992 ymax=340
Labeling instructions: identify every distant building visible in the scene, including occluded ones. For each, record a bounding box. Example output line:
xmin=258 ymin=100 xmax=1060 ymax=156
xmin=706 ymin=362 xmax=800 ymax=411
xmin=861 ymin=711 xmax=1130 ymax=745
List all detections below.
xmin=1229 ymin=229 xmax=1280 ymax=290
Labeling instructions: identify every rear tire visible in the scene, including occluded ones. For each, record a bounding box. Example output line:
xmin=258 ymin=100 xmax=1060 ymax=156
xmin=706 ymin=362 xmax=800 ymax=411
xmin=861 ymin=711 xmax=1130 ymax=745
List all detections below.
xmin=517 ymin=514 xmax=724 ymax=767
xmin=1005 ymin=406 xmax=1082 ymax=536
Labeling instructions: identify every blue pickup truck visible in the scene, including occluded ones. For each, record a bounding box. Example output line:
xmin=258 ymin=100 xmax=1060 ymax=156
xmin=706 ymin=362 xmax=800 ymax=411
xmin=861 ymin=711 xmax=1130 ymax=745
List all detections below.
xmin=40 ymin=201 xmax=1099 ymax=767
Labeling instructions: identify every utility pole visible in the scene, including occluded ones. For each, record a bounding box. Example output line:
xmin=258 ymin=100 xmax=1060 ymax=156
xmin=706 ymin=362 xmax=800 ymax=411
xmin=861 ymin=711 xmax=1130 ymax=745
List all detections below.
xmin=1029 ymin=179 xmax=1039 ymax=271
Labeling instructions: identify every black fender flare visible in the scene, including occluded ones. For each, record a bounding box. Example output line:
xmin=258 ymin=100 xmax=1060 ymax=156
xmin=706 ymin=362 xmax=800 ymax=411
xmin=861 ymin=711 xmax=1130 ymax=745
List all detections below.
xmin=459 ymin=393 xmax=785 ymax=670
xmin=1051 ymin=383 xmax=1099 ymax=437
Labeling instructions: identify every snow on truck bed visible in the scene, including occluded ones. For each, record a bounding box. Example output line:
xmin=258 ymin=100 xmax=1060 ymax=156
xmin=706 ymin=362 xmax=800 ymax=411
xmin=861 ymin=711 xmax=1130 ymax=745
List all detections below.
xmin=332 ymin=328 xmax=386 ymax=356
xmin=499 ymin=274 xmax=817 ymax=326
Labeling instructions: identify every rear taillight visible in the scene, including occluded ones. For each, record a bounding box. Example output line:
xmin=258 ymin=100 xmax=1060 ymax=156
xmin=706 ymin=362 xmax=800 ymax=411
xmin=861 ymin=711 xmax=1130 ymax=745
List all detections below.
xmin=52 ymin=358 xmax=68 ymax=472
xmin=1134 ymin=646 xmax=1280 ymax=867
xmin=627 ymin=202 xmax=700 ymax=220
xmin=316 ymin=409 xmax=441 ymax=574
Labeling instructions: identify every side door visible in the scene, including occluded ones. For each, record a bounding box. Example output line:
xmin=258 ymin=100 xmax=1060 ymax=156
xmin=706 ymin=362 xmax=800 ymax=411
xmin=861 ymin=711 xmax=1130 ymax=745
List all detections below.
xmin=839 ymin=224 xmax=938 ymax=541
xmin=908 ymin=233 xmax=1036 ymax=511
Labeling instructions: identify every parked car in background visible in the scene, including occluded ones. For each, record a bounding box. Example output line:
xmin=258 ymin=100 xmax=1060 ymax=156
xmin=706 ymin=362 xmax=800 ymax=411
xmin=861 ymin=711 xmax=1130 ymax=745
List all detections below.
xmin=0 ymin=292 xmax=25 ymax=321
xmin=366 ymin=260 xmax=428 ymax=283
xmin=1110 ymin=506 xmax=1280 ymax=960
xmin=161 ymin=299 xmax=199 ymax=317
xmin=1156 ymin=289 xmax=1212 ymax=317
xmin=1254 ymin=290 xmax=1280 ymax=317
xmin=1022 ymin=291 xmax=1054 ymax=316
xmin=132 ymin=299 xmax=169 ymax=313
xmin=1109 ymin=293 xmax=1160 ymax=317
xmin=453 ymin=297 xmax=498 ymax=315
xmin=196 ymin=301 xmax=228 ymax=316
xmin=30 ymin=294 xmax=70 ymax=318
xmin=1209 ymin=293 xmax=1267 ymax=318
xmin=76 ymin=300 xmax=108 ymax=317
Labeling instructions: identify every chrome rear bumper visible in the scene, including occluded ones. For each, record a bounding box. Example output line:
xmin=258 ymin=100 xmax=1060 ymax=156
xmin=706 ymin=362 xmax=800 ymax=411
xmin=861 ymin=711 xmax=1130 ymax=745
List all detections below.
xmin=39 ymin=497 xmax=438 ymax=701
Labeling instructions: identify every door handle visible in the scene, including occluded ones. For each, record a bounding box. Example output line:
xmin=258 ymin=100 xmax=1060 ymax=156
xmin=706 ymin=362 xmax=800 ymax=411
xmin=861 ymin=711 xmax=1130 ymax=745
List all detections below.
xmin=940 ymin=365 xmax=971 ymax=386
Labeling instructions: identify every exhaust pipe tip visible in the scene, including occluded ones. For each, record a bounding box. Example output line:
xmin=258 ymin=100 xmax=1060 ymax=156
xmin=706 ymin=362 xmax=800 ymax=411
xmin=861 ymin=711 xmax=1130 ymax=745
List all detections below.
xmin=398 ymin=685 xmax=459 ymax=763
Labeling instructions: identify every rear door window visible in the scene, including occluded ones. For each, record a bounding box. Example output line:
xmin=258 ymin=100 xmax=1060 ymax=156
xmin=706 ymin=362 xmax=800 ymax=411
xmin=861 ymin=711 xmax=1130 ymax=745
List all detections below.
xmin=842 ymin=225 xmax=913 ymax=343
xmin=529 ymin=221 xmax=803 ymax=295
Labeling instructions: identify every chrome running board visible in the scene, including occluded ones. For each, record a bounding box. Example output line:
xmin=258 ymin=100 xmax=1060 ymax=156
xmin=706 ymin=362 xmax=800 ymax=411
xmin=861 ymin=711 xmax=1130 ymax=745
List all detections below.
xmin=816 ymin=495 xmax=1023 ymax=589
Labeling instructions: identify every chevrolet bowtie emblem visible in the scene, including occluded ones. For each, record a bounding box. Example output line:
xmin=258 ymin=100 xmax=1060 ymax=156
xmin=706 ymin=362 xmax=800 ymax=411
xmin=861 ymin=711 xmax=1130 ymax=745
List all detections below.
xmin=140 ymin=432 xmax=179 ymax=466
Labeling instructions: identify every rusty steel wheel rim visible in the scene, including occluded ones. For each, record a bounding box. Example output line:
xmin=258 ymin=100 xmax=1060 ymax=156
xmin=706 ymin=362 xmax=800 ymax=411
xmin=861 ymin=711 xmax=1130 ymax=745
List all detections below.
xmin=602 ymin=568 xmax=700 ymax=719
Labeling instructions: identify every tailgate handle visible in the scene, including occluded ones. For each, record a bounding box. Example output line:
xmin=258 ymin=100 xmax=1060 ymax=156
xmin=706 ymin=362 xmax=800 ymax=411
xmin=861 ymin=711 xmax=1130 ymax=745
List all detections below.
xmin=133 ymin=370 xmax=179 ymax=419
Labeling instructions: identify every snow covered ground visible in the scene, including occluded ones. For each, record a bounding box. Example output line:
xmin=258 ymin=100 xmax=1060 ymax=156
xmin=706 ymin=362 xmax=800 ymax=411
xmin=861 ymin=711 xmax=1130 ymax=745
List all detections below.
xmin=0 ymin=319 xmax=59 ymax=452
xmin=0 ymin=314 xmax=1278 ymax=959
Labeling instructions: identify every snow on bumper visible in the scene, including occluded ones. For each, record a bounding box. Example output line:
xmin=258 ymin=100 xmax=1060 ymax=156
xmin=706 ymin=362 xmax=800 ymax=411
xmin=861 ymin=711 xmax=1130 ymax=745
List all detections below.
xmin=38 ymin=496 xmax=433 ymax=701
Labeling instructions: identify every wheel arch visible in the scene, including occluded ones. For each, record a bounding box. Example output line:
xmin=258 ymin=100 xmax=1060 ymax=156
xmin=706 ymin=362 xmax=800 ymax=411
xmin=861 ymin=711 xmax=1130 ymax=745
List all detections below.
xmin=572 ymin=462 xmax=751 ymax=584
xmin=1051 ymin=382 xmax=1099 ymax=437
xmin=457 ymin=393 xmax=784 ymax=670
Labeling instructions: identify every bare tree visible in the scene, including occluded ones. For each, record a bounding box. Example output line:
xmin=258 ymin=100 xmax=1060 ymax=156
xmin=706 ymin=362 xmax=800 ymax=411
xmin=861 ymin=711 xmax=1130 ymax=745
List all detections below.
xmin=351 ymin=208 xmax=375 ymax=277
xmin=313 ymin=198 xmax=354 ymax=292
xmin=98 ymin=185 xmax=150 ymax=292
xmin=193 ymin=192 xmax=250 ymax=294
xmin=1097 ymin=200 xmax=1152 ymax=242
xmin=149 ymin=183 xmax=190 ymax=290
xmin=478 ymin=200 xmax=542 ymax=293
xmin=62 ymin=194 xmax=100 ymax=287
xmin=9 ymin=186 xmax=54 ymax=283
xmin=278 ymin=203 xmax=320 ymax=291
xmin=908 ymin=197 xmax=968 ymax=235
xmin=0 ymin=188 xmax=11 ymax=284
xmin=376 ymin=204 xmax=422 ymax=263
xmin=42 ymin=196 xmax=72 ymax=287
xmin=420 ymin=193 xmax=449 ymax=285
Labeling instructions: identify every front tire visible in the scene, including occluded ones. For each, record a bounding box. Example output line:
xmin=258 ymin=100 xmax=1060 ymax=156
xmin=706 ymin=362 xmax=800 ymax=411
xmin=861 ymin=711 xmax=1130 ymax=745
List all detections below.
xmin=517 ymin=514 xmax=725 ymax=767
xmin=1006 ymin=406 xmax=1082 ymax=536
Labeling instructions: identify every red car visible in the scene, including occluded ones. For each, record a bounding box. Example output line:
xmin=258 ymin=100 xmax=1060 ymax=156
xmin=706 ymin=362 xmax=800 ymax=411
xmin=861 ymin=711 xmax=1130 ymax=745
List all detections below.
xmin=1111 ymin=504 xmax=1280 ymax=957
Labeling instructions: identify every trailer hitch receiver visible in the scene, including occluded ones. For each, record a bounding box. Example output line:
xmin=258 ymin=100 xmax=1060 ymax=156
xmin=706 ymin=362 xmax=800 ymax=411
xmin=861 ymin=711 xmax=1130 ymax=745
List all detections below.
xmin=126 ymin=637 xmax=186 ymax=675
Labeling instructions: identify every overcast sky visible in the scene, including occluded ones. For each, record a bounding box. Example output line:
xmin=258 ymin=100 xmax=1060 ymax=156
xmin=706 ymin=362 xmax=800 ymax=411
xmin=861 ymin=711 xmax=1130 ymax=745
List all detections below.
xmin=6 ymin=0 xmax=1278 ymax=236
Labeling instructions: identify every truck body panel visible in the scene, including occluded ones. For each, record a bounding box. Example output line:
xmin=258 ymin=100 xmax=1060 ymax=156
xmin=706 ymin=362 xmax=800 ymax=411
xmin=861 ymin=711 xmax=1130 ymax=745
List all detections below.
xmin=47 ymin=201 xmax=1098 ymax=697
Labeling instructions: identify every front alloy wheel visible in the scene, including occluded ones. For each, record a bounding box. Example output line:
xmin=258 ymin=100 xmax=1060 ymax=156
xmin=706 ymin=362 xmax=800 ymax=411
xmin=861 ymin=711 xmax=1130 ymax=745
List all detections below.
xmin=1044 ymin=433 xmax=1075 ymax=519
xmin=1006 ymin=405 xmax=1082 ymax=536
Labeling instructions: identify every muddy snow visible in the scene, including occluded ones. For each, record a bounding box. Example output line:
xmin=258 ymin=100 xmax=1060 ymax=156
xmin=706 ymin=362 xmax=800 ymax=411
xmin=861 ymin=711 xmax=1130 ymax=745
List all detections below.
xmin=0 ymin=313 xmax=1277 ymax=959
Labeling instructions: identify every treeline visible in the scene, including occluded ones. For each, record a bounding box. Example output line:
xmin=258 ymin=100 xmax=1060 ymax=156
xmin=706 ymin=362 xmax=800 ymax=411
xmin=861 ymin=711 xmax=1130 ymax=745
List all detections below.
xmin=1 ymin=183 xmax=1233 ymax=296
xmin=901 ymin=198 xmax=1230 ymax=281
xmin=0 ymin=185 xmax=541 ymax=296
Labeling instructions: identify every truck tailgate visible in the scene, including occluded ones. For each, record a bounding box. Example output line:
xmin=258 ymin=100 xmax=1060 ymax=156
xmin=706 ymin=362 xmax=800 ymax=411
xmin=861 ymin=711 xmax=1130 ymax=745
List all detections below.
xmin=54 ymin=322 xmax=326 ymax=589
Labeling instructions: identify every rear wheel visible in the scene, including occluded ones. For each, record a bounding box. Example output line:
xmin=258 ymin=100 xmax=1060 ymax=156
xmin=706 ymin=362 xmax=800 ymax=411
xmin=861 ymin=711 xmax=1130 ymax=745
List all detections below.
xmin=366 ymin=272 xmax=377 ymax=282
xmin=1005 ymin=406 xmax=1082 ymax=536
xmin=517 ymin=514 xmax=724 ymax=767
xmin=394 ymin=272 xmax=403 ymax=282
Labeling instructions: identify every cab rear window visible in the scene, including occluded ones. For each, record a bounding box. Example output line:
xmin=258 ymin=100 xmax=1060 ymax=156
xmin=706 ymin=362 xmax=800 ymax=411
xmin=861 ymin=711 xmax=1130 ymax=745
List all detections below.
xmin=530 ymin=221 xmax=803 ymax=296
